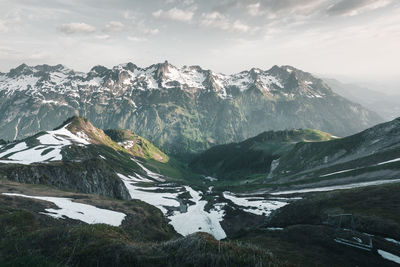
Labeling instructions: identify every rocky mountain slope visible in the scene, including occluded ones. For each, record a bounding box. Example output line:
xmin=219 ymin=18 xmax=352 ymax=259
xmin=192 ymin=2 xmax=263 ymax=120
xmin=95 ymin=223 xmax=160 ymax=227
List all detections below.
xmin=270 ymin=117 xmax=400 ymax=184
xmin=189 ymin=117 xmax=400 ymax=193
xmin=0 ymin=62 xmax=382 ymax=157
xmin=0 ymin=116 xmax=182 ymax=199
xmin=189 ymin=128 xmax=336 ymax=179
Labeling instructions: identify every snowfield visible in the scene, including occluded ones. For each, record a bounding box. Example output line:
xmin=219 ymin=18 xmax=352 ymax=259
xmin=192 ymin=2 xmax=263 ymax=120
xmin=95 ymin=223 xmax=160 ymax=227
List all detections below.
xmin=169 ymin=186 xmax=226 ymax=240
xmin=0 ymin=123 xmax=89 ymax=165
xmin=118 ymin=173 xmax=227 ymax=240
xmin=2 ymin=193 xmax=126 ymax=226
xmin=118 ymin=173 xmax=181 ymax=214
xmin=223 ymin=192 xmax=288 ymax=216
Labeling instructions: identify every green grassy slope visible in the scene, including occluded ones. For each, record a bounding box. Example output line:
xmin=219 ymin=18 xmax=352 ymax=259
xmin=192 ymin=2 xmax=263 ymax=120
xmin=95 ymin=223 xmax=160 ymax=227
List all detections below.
xmin=267 ymin=117 xmax=400 ymax=185
xmin=189 ymin=128 xmax=335 ymax=180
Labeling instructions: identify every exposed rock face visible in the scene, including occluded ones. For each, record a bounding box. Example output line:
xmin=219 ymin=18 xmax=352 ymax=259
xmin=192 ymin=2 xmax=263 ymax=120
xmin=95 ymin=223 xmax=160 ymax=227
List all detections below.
xmin=0 ymin=159 xmax=131 ymax=200
xmin=0 ymin=63 xmax=382 ymax=157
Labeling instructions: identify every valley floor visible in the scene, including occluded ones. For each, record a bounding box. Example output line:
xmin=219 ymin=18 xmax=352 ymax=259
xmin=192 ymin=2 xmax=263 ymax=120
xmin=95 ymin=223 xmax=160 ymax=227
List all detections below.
xmin=1 ymin=175 xmax=400 ymax=266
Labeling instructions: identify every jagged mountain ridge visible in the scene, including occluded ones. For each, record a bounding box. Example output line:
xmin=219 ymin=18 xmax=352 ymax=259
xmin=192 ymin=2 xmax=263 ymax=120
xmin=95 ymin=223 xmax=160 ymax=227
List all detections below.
xmin=0 ymin=62 xmax=382 ymax=157
xmin=0 ymin=62 xmax=328 ymax=98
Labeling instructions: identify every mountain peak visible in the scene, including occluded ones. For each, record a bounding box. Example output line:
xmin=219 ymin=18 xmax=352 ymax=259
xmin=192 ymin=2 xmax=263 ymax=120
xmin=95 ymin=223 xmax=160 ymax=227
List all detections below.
xmin=55 ymin=116 xmax=112 ymax=146
xmin=115 ymin=62 xmax=138 ymax=72
xmin=58 ymin=115 xmax=89 ymax=128
xmin=8 ymin=63 xmax=33 ymax=77
xmin=90 ymin=65 xmax=110 ymax=75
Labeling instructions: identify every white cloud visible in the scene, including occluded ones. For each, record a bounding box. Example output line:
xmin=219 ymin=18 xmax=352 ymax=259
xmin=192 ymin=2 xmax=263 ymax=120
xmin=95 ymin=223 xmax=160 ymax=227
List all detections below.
xmin=132 ymin=20 xmax=160 ymax=35
xmin=58 ymin=22 xmax=96 ymax=34
xmin=127 ymin=36 xmax=147 ymax=42
xmin=123 ymin=10 xmax=135 ymax=20
xmin=95 ymin=34 xmax=111 ymax=40
xmin=327 ymin=0 xmax=392 ymax=16
xmin=103 ymin=21 xmax=124 ymax=32
xmin=247 ymin=3 xmax=264 ymax=16
xmin=199 ymin=12 xmax=250 ymax=33
xmin=0 ymin=20 xmax=8 ymax=32
xmin=122 ymin=11 xmax=159 ymax=35
xmin=152 ymin=7 xmax=194 ymax=22
xmin=0 ymin=9 xmax=22 ymax=33
xmin=165 ymin=0 xmax=194 ymax=6
xmin=28 ymin=51 xmax=50 ymax=60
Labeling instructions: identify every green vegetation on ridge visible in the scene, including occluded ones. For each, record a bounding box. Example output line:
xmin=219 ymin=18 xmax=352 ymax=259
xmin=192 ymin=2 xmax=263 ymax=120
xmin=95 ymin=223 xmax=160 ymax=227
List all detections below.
xmin=189 ymin=128 xmax=335 ymax=180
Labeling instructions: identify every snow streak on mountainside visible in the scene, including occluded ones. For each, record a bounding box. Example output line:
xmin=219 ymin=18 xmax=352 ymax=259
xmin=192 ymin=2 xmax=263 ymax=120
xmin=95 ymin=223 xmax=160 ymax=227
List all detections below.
xmin=0 ymin=62 xmax=382 ymax=156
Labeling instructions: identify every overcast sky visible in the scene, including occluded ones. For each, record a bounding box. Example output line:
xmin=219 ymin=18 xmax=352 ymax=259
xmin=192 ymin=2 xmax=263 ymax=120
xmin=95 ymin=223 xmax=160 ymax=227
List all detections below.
xmin=0 ymin=0 xmax=399 ymax=90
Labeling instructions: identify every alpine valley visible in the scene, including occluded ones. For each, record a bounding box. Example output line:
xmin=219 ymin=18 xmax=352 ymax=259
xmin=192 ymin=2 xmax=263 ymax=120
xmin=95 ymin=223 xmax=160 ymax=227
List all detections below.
xmin=0 ymin=63 xmax=399 ymax=267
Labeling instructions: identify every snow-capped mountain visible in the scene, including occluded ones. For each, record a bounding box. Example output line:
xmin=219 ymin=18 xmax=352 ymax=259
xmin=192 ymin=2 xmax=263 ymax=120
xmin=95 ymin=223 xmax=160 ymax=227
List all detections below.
xmin=0 ymin=62 xmax=382 ymax=156
xmin=0 ymin=62 xmax=327 ymax=99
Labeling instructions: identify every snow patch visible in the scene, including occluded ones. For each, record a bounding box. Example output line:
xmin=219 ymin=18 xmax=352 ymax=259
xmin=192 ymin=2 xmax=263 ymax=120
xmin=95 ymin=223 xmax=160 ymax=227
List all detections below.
xmin=2 ymin=193 xmax=126 ymax=226
xmin=266 ymin=227 xmax=284 ymax=231
xmin=0 ymin=123 xmax=90 ymax=165
xmin=271 ymin=179 xmax=400 ymax=195
xmin=223 ymin=192 xmax=288 ymax=216
xmin=204 ymin=176 xmax=218 ymax=182
xmin=118 ymin=173 xmax=180 ymax=214
xmin=385 ymin=238 xmax=400 ymax=245
xmin=118 ymin=174 xmax=226 ymax=240
xmin=0 ymin=142 xmax=28 ymax=158
xmin=320 ymin=168 xmax=356 ymax=177
xmin=377 ymin=157 xmax=400 ymax=166
xmin=132 ymin=158 xmax=165 ymax=182
xmin=267 ymin=158 xmax=280 ymax=178
xmin=163 ymin=65 xmax=206 ymax=89
xmin=378 ymin=249 xmax=400 ymax=264
xmin=119 ymin=140 xmax=135 ymax=149
xmin=169 ymin=186 xmax=226 ymax=240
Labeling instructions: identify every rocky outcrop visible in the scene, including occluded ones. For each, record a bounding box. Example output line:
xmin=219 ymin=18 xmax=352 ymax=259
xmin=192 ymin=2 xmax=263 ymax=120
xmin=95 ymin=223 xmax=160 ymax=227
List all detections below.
xmin=0 ymin=158 xmax=131 ymax=200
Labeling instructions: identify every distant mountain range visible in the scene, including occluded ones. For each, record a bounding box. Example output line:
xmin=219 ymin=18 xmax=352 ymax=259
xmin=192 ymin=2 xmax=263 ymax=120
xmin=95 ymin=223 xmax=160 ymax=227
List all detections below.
xmin=324 ymin=78 xmax=400 ymax=120
xmin=0 ymin=62 xmax=382 ymax=157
